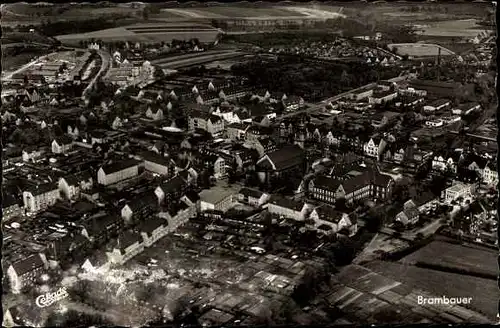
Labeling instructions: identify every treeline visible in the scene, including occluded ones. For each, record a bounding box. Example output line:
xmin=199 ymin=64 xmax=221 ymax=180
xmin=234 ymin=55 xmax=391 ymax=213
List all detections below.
xmin=38 ymin=16 xmax=131 ymax=37
xmin=231 ymin=56 xmax=401 ymax=101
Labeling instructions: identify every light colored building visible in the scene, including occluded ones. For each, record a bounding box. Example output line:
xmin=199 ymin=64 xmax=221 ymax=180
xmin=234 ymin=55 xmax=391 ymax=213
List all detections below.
xmin=482 ymin=162 xmax=498 ymax=186
xmin=364 ymin=137 xmax=387 ymax=160
xmin=140 ymin=217 xmax=170 ymax=247
xmin=106 ymin=232 xmax=144 ymax=266
xmin=198 ymin=185 xmax=239 ymax=212
xmin=97 ymin=159 xmax=140 ymax=186
xmin=425 ymin=119 xmax=444 ymax=128
xmin=23 ymin=184 xmax=60 ymax=213
xmin=442 ymin=181 xmax=475 ymax=204
xmin=237 ymin=188 xmax=271 ymax=207
xmin=142 ymin=152 xmax=172 ymax=176
xmin=6 ymin=253 xmax=47 ymax=294
xmin=188 ymin=111 xmax=225 ymax=137
xmin=266 ymin=196 xmax=313 ymax=221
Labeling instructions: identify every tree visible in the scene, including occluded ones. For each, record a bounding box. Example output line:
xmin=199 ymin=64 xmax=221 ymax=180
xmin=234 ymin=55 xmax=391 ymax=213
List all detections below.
xmin=142 ymin=7 xmax=150 ymax=20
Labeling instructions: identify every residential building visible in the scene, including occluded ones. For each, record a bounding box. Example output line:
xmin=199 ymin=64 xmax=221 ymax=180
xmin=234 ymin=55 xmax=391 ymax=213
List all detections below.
xmin=226 ymin=122 xmax=251 ymax=141
xmin=142 ymin=151 xmax=172 ymax=176
xmin=425 ymin=119 xmax=444 ymax=128
xmin=97 ymin=159 xmax=140 ymax=186
xmin=51 ymin=135 xmax=74 ymax=154
xmin=308 ymin=205 xmax=357 ymax=236
xmin=364 ymin=136 xmax=387 ymax=160
xmin=423 ymin=99 xmax=451 ymax=112
xmin=121 ymin=193 xmax=159 ymax=226
xmin=266 ymin=196 xmax=313 ymax=221
xmin=368 ymin=90 xmax=398 ymax=104
xmin=283 ymin=95 xmax=304 ymax=111
xmin=432 ymin=151 xmax=462 ymax=173
xmin=58 ymin=175 xmax=81 ymax=200
xmin=442 ymin=181 xmax=475 ymax=204
xmin=350 ymin=88 xmax=373 ymax=101
xmin=6 ymin=253 xmax=47 ymax=294
xmin=160 ymin=200 xmax=196 ymax=231
xmin=188 ymin=111 xmax=224 ymax=137
xmin=106 ymin=232 xmax=144 ymax=266
xmin=140 ymin=217 xmax=170 ymax=247
xmin=198 ymin=185 xmax=239 ymax=212
xmin=483 ymin=161 xmax=498 ymax=186
xmin=155 ymin=175 xmax=189 ymax=205
xmin=237 ymin=188 xmax=271 ymax=207
xmin=2 ymin=194 xmax=23 ymax=221
xmin=23 ymin=183 xmax=60 ymax=213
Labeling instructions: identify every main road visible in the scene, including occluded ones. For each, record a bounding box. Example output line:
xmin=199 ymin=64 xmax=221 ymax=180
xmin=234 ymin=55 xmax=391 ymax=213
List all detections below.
xmin=275 ymin=74 xmax=411 ymax=122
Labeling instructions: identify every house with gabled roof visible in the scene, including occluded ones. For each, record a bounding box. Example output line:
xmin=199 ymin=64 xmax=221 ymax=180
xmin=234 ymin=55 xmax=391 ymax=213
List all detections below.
xmin=22 ymin=183 xmax=60 ymax=214
xmin=51 ymin=134 xmax=74 ymax=154
xmin=154 ymin=175 xmax=189 ymax=205
xmin=6 ymin=253 xmax=48 ymax=294
xmin=106 ymin=231 xmax=144 ymax=266
xmin=482 ymin=161 xmax=498 ymax=186
xmin=266 ymin=196 xmax=313 ymax=221
xmin=140 ymin=217 xmax=169 ymax=247
xmin=97 ymin=159 xmax=140 ymax=186
xmin=121 ymin=192 xmax=159 ymax=226
xmin=237 ymin=188 xmax=270 ymax=207
xmin=188 ymin=110 xmax=224 ymax=137
xmin=363 ymin=135 xmax=387 ymax=160
xmin=141 ymin=151 xmax=173 ymax=176
xmin=308 ymin=205 xmax=357 ymax=236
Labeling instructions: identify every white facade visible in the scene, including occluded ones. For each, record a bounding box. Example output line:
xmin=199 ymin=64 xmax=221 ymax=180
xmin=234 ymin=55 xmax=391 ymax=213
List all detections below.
xmin=97 ymin=165 xmax=139 ymax=186
xmin=23 ymin=189 xmax=60 ymax=213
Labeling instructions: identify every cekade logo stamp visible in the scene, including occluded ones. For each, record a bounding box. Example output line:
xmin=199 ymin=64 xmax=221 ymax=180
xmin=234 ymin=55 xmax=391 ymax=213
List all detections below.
xmin=36 ymin=287 xmax=69 ymax=308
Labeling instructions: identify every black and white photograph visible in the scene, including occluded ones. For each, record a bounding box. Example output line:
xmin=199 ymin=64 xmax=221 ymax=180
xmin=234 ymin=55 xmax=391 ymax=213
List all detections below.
xmin=1 ymin=1 xmax=497 ymax=326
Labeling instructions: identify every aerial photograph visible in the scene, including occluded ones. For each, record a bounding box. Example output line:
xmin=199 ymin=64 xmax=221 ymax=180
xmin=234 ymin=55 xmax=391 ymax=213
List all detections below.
xmin=1 ymin=1 xmax=497 ymax=326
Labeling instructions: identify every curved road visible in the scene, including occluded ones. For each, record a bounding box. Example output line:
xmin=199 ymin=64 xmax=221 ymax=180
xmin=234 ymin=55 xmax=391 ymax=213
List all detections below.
xmin=82 ymin=49 xmax=111 ymax=100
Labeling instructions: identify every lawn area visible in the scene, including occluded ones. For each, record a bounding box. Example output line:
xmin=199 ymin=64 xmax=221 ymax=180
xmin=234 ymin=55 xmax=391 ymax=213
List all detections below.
xmin=388 ymin=43 xmax=456 ymax=57
xmin=399 ymin=239 xmax=497 ymax=276
xmin=198 ymin=6 xmax=306 ymax=18
xmin=365 ymin=260 xmax=497 ymax=320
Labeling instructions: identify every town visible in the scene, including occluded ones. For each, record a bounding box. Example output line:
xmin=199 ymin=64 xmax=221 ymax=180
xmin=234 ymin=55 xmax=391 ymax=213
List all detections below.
xmin=1 ymin=2 xmax=497 ymax=327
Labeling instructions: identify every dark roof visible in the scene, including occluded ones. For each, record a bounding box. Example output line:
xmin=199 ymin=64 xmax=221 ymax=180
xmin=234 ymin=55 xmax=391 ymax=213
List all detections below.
xmin=313 ymin=205 xmax=344 ymax=223
xmin=239 ymin=187 xmax=266 ymax=199
xmin=54 ymin=134 xmax=73 ymax=146
xmin=140 ymin=217 xmax=167 ymax=235
xmin=25 ymin=183 xmax=58 ymax=196
xmin=10 ymin=253 xmax=45 ymax=276
xmin=313 ymin=175 xmax=342 ymax=191
xmin=183 ymin=190 xmax=200 ymax=203
xmin=126 ymin=192 xmax=158 ymax=212
xmin=458 ymin=102 xmax=480 ymax=110
xmin=228 ymin=122 xmax=250 ymax=131
xmin=116 ymin=231 xmax=142 ymax=251
xmin=158 ymin=175 xmax=186 ymax=194
xmin=372 ymin=89 xmax=397 ymax=98
xmin=141 ymin=151 xmax=171 ymax=167
xmin=269 ymin=196 xmax=306 ymax=212
xmin=413 ymin=191 xmax=436 ymax=207
xmin=341 ymin=166 xmax=392 ymax=194
xmin=429 ymin=98 xmax=451 ymax=107
xmin=260 ymin=145 xmax=305 ymax=171
xmin=100 ymin=159 xmax=140 ymax=175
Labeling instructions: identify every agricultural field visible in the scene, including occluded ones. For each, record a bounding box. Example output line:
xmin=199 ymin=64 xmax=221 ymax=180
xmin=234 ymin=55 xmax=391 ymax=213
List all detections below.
xmin=365 ymin=261 xmax=498 ymax=320
xmin=388 ymin=43 xmax=456 ymax=57
xmin=1 ymin=3 xmax=141 ymax=22
xmin=416 ymin=19 xmax=491 ymax=38
xmin=399 ymin=239 xmax=497 ymax=276
xmin=56 ymin=23 xmax=220 ymax=45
